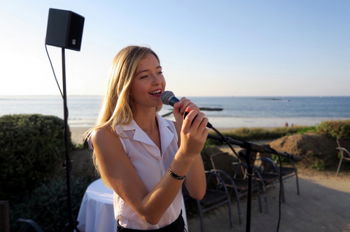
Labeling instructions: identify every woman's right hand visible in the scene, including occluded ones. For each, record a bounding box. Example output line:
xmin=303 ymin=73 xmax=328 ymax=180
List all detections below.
xmin=178 ymin=109 xmax=209 ymax=157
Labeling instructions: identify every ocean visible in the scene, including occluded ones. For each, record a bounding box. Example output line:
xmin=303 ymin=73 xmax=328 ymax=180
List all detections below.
xmin=0 ymin=95 xmax=349 ymax=128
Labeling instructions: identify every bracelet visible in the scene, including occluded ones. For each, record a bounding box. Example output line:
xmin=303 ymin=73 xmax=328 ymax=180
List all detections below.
xmin=168 ymin=170 xmax=186 ymax=180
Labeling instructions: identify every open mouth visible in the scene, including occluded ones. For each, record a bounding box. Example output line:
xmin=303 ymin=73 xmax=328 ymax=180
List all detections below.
xmin=149 ymin=89 xmax=162 ymax=97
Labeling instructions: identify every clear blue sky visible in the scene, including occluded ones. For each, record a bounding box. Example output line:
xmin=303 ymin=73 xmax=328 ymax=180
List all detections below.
xmin=0 ymin=0 xmax=349 ymax=96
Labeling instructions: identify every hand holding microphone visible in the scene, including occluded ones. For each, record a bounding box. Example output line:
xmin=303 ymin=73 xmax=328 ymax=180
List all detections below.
xmin=161 ymin=91 xmax=209 ymax=156
xmin=161 ymin=91 xmax=213 ymax=128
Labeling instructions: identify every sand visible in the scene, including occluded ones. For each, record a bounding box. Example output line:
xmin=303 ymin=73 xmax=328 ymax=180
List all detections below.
xmin=71 ymin=127 xmax=90 ymax=145
xmin=187 ymin=170 xmax=350 ymax=232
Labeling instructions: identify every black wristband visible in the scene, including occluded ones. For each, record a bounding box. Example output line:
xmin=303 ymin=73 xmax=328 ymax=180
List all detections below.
xmin=168 ymin=170 xmax=186 ymax=180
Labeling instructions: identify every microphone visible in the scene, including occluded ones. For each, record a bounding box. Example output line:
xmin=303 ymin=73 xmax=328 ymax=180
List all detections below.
xmin=161 ymin=91 xmax=213 ymax=128
xmin=160 ymin=90 xmax=179 ymax=107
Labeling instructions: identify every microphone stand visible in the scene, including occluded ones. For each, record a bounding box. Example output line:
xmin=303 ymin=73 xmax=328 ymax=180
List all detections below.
xmin=207 ymin=133 xmax=300 ymax=232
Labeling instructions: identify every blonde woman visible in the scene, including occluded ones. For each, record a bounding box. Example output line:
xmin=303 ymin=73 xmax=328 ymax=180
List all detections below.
xmin=88 ymin=46 xmax=208 ymax=231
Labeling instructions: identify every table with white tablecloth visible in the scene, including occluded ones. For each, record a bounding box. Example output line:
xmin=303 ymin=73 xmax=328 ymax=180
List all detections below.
xmin=77 ymin=179 xmax=115 ymax=232
xmin=77 ymin=178 xmax=188 ymax=232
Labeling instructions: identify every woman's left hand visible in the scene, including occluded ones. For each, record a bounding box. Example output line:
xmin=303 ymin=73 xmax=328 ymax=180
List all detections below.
xmin=173 ymin=97 xmax=199 ymax=127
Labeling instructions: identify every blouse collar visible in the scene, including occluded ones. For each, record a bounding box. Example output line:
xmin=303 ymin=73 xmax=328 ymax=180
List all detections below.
xmin=115 ymin=114 xmax=175 ymax=154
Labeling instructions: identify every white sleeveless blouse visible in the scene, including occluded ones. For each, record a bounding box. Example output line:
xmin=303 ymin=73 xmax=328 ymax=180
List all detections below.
xmin=114 ymin=114 xmax=185 ymax=230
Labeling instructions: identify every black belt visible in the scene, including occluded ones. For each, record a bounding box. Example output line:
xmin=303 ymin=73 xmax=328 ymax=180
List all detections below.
xmin=117 ymin=211 xmax=185 ymax=232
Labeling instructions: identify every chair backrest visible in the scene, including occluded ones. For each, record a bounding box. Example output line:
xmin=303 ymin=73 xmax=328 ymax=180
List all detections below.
xmin=201 ymin=146 xmax=223 ymax=170
xmin=17 ymin=219 xmax=44 ymax=232
xmin=205 ymin=170 xmax=223 ymax=190
xmin=256 ymin=153 xmax=278 ymax=173
xmin=210 ymin=152 xmax=243 ymax=178
xmin=337 ymin=138 xmax=350 ymax=150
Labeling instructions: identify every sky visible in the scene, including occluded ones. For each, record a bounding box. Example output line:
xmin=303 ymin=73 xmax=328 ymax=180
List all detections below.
xmin=0 ymin=0 xmax=349 ymax=96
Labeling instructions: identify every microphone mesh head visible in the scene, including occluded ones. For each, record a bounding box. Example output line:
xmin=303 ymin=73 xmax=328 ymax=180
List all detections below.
xmin=161 ymin=91 xmax=174 ymax=105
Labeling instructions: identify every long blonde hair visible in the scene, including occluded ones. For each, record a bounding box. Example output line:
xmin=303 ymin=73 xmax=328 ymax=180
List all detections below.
xmin=86 ymin=46 xmax=159 ymax=171
xmin=95 ymin=46 xmax=159 ymax=130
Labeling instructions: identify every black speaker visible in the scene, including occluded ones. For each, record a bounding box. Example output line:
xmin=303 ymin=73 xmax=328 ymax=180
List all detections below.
xmin=45 ymin=8 xmax=84 ymax=51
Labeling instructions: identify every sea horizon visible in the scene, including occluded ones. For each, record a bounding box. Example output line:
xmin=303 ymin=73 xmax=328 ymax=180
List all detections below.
xmin=1 ymin=95 xmax=350 ymax=128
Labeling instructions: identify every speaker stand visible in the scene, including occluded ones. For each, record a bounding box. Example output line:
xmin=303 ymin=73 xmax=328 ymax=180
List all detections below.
xmin=61 ymin=48 xmax=80 ymax=232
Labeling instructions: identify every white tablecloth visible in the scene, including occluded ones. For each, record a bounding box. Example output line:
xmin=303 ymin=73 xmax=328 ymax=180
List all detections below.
xmin=77 ymin=178 xmax=188 ymax=232
xmin=77 ymin=179 xmax=115 ymax=232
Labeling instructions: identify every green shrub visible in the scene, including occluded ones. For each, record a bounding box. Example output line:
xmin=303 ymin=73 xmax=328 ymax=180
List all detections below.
xmin=206 ymin=126 xmax=313 ymax=145
xmin=10 ymin=175 xmax=97 ymax=232
xmin=0 ymin=114 xmax=72 ymax=201
xmin=311 ymin=160 xmax=327 ymax=171
xmin=295 ymin=126 xmax=317 ymax=134
xmin=316 ymin=120 xmax=350 ymax=139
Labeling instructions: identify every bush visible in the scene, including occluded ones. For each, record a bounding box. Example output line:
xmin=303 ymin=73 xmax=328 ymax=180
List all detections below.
xmin=316 ymin=120 xmax=350 ymax=139
xmin=10 ymin=175 xmax=97 ymax=232
xmin=0 ymin=114 xmax=72 ymax=201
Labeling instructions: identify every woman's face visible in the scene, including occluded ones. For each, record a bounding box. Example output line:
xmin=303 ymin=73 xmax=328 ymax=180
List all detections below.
xmin=130 ymin=53 xmax=166 ymax=111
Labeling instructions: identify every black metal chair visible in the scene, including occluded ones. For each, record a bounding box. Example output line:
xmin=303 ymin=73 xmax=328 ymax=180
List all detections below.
xmin=191 ymin=169 xmax=234 ymax=232
xmin=209 ymin=151 xmax=268 ymax=219
xmin=256 ymin=153 xmax=300 ymax=202
xmin=336 ymin=138 xmax=350 ymax=176
xmin=17 ymin=219 xmax=44 ymax=232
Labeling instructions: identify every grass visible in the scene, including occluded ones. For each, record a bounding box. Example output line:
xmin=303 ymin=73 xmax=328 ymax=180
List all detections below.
xmin=208 ymin=119 xmax=350 ymax=142
xmin=209 ymin=125 xmax=317 ymax=142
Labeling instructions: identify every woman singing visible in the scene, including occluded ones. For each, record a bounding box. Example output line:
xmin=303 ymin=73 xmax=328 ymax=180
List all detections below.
xmin=88 ymin=46 xmax=208 ymax=231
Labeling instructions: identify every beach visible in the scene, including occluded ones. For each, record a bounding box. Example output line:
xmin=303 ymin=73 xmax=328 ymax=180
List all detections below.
xmin=71 ymin=127 xmax=90 ymax=145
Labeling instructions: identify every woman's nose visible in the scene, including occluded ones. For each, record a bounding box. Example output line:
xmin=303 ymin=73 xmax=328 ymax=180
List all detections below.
xmin=152 ymin=73 xmax=163 ymax=84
